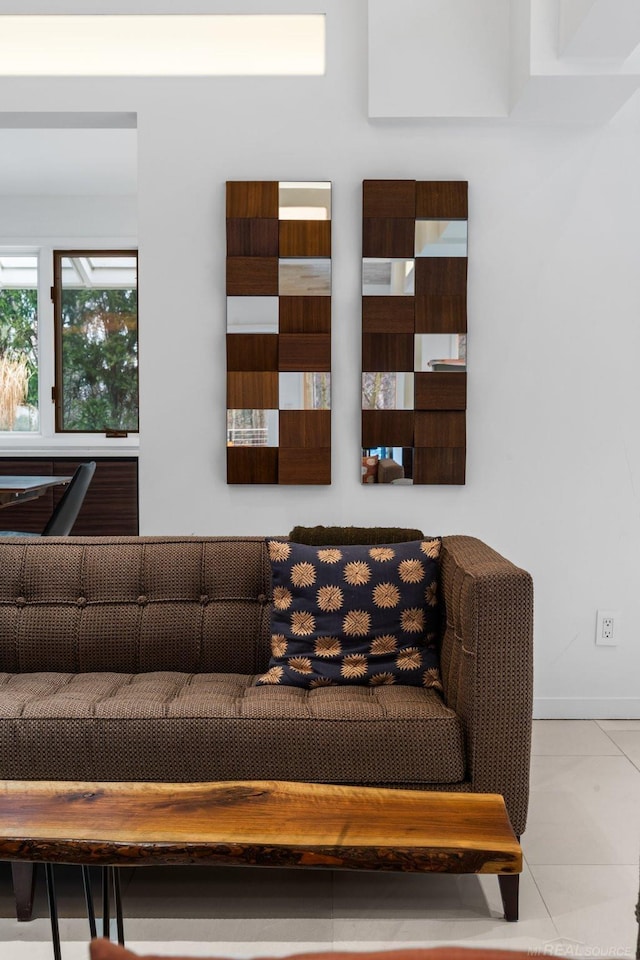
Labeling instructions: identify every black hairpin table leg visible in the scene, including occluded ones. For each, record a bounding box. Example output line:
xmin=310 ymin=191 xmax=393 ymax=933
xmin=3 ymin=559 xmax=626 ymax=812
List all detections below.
xmin=82 ymin=866 xmax=97 ymax=939
xmin=98 ymin=866 xmax=125 ymax=944
xmin=113 ymin=868 xmax=125 ymax=946
xmin=102 ymin=866 xmax=111 ymax=939
xmin=44 ymin=863 xmax=62 ymax=960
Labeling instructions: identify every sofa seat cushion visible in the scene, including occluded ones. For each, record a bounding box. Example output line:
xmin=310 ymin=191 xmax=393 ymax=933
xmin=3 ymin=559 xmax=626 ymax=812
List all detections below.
xmin=0 ymin=671 xmax=465 ymax=785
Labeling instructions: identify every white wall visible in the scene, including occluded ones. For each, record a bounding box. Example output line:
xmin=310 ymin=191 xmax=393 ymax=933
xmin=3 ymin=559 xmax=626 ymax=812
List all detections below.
xmin=1 ymin=0 xmax=639 ymax=717
xmin=0 ymin=195 xmax=136 ymax=239
xmin=368 ymin=0 xmax=510 ymax=118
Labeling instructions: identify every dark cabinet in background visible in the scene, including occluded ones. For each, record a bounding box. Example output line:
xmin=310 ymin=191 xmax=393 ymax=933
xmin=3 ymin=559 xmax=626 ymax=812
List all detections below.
xmin=0 ymin=457 xmax=138 ymax=535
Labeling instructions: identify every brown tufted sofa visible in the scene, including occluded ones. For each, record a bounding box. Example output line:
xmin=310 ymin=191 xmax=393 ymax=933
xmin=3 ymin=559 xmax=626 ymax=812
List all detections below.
xmin=0 ymin=534 xmax=533 ymax=917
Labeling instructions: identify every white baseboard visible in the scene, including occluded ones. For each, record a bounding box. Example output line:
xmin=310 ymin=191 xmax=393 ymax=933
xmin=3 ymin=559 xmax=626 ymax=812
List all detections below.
xmin=534 ymin=697 xmax=640 ymax=719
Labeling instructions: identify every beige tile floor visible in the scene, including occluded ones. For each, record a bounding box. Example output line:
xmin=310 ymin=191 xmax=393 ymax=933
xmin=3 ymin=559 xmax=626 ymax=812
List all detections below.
xmin=1 ymin=719 xmax=639 ymax=960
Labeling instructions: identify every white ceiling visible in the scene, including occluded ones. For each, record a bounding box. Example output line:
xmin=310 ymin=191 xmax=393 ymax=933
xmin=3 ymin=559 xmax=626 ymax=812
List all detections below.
xmin=0 ymin=128 xmax=137 ymax=196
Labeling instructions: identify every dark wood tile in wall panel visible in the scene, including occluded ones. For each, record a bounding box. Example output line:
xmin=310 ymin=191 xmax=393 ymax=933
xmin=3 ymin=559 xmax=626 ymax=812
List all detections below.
xmin=226 ymin=181 xmax=278 ymax=218
xmin=362 ymin=297 xmax=414 ymax=333
xmin=414 ymin=411 xmax=466 ymax=448
xmin=227 ymin=447 xmax=278 ymax=484
xmin=0 ymin=458 xmax=53 ymax=533
xmin=226 ymin=219 xmax=279 ymax=257
xmin=279 ymin=411 xmax=331 ymax=449
xmin=363 ymin=180 xmax=416 ymax=218
xmin=416 ymin=181 xmax=468 ymax=220
xmin=415 ymin=294 xmax=467 ymax=333
xmin=52 ymin=459 xmax=138 ymax=535
xmin=227 ymin=372 xmax=278 ymax=409
xmin=415 ymin=258 xmax=467 ymax=297
xmin=362 ymin=218 xmax=415 ymax=258
xmin=278 ymin=449 xmax=331 ymax=485
xmin=279 ymin=296 xmax=331 ymax=333
xmin=226 ymin=334 xmax=278 ymax=372
xmin=226 ymin=257 xmax=279 ymax=296
xmin=414 ymin=447 xmax=466 ymax=485
xmin=278 ymin=334 xmax=331 ymax=372
xmin=362 ymin=333 xmax=414 ymax=372
xmin=415 ymin=372 xmax=467 ymax=411
xmin=362 ymin=411 xmax=415 ymax=447
xmin=279 ymin=221 xmax=331 ymax=258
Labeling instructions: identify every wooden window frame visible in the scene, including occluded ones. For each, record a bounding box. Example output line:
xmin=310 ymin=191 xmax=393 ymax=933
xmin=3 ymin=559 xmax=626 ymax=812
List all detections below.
xmin=52 ymin=249 xmax=139 ymax=435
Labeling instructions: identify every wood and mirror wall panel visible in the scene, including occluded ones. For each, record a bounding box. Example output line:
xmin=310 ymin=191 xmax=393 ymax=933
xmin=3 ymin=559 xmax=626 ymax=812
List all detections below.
xmin=226 ymin=181 xmax=331 ymax=484
xmin=361 ymin=179 xmax=468 ymax=485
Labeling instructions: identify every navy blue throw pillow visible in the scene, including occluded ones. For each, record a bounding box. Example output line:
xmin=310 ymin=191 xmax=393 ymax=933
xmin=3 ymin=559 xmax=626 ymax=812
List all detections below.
xmin=257 ymin=539 xmax=443 ymax=690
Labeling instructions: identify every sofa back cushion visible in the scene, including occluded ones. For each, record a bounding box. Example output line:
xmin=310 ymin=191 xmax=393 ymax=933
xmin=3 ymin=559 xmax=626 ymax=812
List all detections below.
xmin=0 ymin=537 xmax=273 ymax=675
xmin=289 ymin=525 xmax=424 ymax=545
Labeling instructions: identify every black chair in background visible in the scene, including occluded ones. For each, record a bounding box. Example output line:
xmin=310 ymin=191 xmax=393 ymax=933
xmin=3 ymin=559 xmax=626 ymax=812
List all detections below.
xmin=0 ymin=461 xmax=96 ymax=538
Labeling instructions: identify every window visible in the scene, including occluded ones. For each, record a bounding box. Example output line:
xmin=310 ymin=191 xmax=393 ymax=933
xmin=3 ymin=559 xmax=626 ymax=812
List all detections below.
xmin=0 ymin=254 xmax=39 ymax=432
xmin=53 ymin=251 xmax=138 ymax=433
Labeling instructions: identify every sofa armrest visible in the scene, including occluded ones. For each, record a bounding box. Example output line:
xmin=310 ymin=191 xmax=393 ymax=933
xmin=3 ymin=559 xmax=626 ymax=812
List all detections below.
xmin=439 ymin=536 xmax=533 ymax=837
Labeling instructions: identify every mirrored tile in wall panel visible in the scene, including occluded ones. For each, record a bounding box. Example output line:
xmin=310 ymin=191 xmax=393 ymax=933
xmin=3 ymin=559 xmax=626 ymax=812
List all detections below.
xmin=279 ymin=372 xmax=331 ymax=410
xmin=414 ymin=333 xmax=467 ymax=372
xmin=415 ymin=220 xmax=467 ymax=257
xmin=361 ymin=447 xmax=414 ymax=484
xmin=362 ymin=372 xmax=414 ymax=410
xmin=226 ymin=409 xmax=279 ymax=447
xmin=362 ymin=259 xmax=414 ymax=296
xmin=226 ymin=296 xmax=279 ymax=334
xmin=279 ymin=181 xmax=331 ymax=220
xmin=279 ymin=258 xmax=331 ymax=296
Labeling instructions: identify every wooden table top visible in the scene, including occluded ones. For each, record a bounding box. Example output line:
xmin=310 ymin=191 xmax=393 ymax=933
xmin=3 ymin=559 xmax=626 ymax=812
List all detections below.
xmin=0 ymin=780 xmax=522 ymax=875
xmin=0 ymin=476 xmax=71 ymax=509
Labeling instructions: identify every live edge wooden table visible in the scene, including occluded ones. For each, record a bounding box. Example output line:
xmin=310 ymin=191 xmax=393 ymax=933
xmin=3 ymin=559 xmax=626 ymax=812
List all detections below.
xmin=0 ymin=780 xmax=522 ymax=958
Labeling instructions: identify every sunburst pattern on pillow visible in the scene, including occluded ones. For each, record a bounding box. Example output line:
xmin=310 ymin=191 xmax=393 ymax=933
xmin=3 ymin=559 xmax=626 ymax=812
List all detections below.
xmin=257 ymin=538 xmax=443 ymax=690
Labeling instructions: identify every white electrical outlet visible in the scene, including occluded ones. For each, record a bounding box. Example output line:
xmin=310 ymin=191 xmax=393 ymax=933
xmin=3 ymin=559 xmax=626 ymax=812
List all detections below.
xmin=596 ymin=610 xmax=621 ymax=646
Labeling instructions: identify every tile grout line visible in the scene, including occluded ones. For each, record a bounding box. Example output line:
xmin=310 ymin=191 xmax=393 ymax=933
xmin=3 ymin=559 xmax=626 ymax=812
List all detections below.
xmin=596 ymin=727 xmax=640 ymax=773
xmin=523 ymin=851 xmax=562 ymax=939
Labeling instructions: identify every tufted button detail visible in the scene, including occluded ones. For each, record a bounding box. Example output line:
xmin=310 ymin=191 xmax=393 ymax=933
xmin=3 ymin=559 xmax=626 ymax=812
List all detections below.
xmin=77 ymin=596 xmax=87 ymax=608
xmin=257 ymin=593 xmax=267 ymax=604
xmin=15 ymin=596 xmax=26 ymax=608
xmin=199 ymin=594 xmax=209 ymax=605
xmin=137 ymin=595 xmax=148 ymax=606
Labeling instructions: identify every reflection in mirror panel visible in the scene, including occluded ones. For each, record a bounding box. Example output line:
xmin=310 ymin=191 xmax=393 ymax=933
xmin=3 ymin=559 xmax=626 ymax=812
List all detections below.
xmin=279 ymin=372 xmax=330 ymax=410
xmin=362 ymin=372 xmax=414 ymax=410
xmin=361 ymin=447 xmax=414 ymax=485
xmin=415 ymin=334 xmax=467 ymax=372
xmin=279 ymin=259 xmax=331 ymax=296
xmin=362 ymin=259 xmax=414 ymax=296
xmin=227 ymin=409 xmax=279 ymax=447
xmin=415 ymin=220 xmax=467 ymax=258
xmin=279 ymin=181 xmax=331 ymax=220
xmin=227 ymin=296 xmax=279 ymax=334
